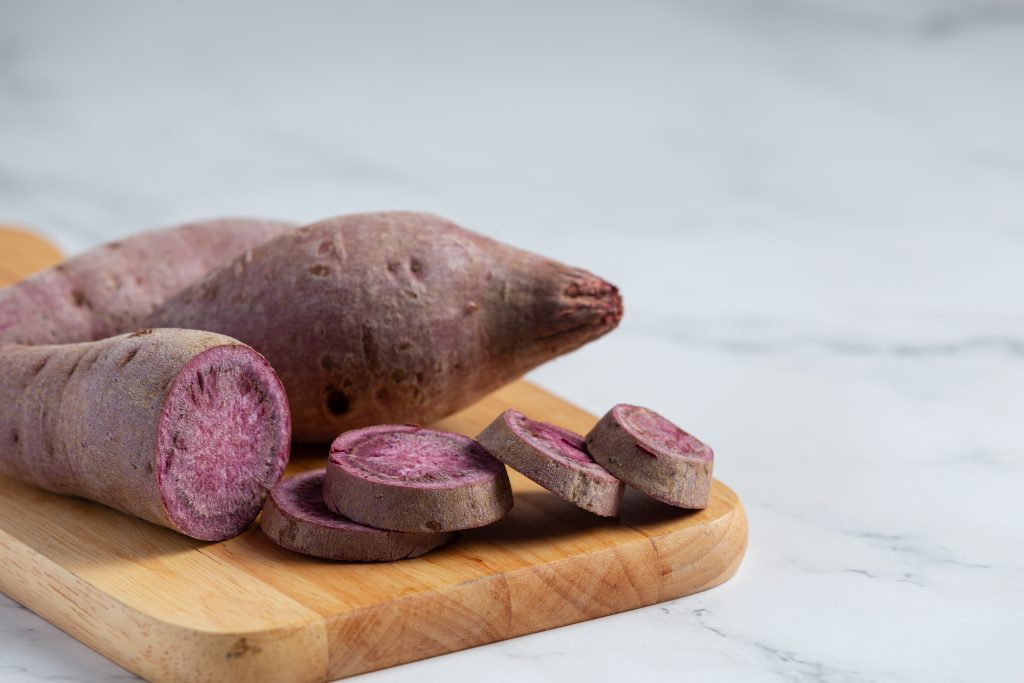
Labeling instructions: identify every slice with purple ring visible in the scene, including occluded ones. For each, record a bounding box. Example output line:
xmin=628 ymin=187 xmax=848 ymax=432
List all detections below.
xmin=476 ymin=410 xmax=623 ymax=517
xmin=324 ymin=425 xmax=513 ymax=532
xmin=585 ymin=404 xmax=713 ymax=509
xmin=260 ymin=470 xmax=453 ymax=561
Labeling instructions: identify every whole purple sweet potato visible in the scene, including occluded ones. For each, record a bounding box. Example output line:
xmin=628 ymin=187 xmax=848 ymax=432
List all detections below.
xmin=0 ymin=328 xmax=291 ymax=540
xmin=0 ymin=217 xmax=295 ymax=345
xmin=145 ymin=212 xmax=623 ymax=442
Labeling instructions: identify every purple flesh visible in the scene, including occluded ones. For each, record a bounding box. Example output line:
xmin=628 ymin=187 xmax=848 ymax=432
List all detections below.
xmin=158 ymin=344 xmax=291 ymax=541
xmin=324 ymin=424 xmax=513 ymax=532
xmin=614 ymin=404 xmax=713 ymax=461
xmin=331 ymin=424 xmax=502 ymax=489
xmin=508 ymin=412 xmax=620 ymax=483
xmin=520 ymin=419 xmax=593 ymax=464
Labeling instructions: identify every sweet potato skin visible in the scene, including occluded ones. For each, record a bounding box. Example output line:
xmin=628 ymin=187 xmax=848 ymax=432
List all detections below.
xmin=0 ymin=218 xmax=294 ymax=345
xmin=0 ymin=328 xmax=291 ymax=540
xmin=146 ymin=212 xmax=623 ymax=442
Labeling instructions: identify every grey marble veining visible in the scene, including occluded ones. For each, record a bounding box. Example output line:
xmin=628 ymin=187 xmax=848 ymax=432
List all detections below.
xmin=1 ymin=1 xmax=1022 ymax=681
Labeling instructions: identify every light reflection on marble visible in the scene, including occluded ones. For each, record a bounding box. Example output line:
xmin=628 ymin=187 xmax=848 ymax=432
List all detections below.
xmin=1 ymin=0 xmax=1022 ymax=681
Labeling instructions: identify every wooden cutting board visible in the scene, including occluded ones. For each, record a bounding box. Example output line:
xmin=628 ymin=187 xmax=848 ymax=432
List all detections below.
xmin=0 ymin=224 xmax=64 ymax=285
xmin=0 ymin=226 xmax=748 ymax=683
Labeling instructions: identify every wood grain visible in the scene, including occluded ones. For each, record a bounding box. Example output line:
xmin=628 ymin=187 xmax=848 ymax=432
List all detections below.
xmin=0 ymin=228 xmax=748 ymax=683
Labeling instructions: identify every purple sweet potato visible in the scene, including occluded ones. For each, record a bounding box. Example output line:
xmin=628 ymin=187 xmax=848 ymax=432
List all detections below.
xmin=584 ymin=404 xmax=713 ymax=509
xmin=260 ymin=469 xmax=453 ymax=561
xmin=476 ymin=409 xmax=623 ymax=517
xmin=0 ymin=328 xmax=291 ymax=540
xmin=323 ymin=424 xmax=513 ymax=532
xmin=0 ymin=217 xmax=295 ymax=345
xmin=144 ymin=212 xmax=623 ymax=442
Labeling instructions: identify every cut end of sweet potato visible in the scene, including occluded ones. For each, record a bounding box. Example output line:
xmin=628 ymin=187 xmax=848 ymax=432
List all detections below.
xmin=157 ymin=344 xmax=291 ymax=541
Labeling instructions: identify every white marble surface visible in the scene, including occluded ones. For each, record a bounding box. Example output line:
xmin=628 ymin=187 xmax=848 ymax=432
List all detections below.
xmin=2 ymin=0 xmax=1023 ymax=681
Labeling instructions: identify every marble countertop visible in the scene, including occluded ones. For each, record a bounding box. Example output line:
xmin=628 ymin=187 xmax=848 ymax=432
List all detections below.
xmin=2 ymin=1 xmax=1022 ymax=681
